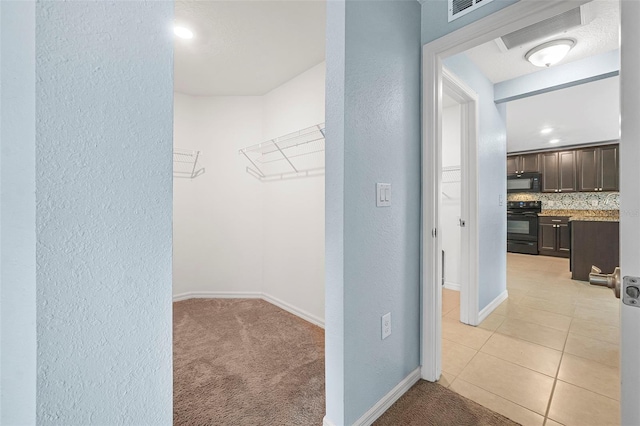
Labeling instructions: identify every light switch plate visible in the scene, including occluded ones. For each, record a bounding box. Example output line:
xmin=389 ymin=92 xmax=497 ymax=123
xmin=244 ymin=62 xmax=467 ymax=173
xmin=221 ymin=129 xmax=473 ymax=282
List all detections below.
xmin=382 ymin=312 xmax=391 ymax=339
xmin=377 ymin=183 xmax=391 ymax=207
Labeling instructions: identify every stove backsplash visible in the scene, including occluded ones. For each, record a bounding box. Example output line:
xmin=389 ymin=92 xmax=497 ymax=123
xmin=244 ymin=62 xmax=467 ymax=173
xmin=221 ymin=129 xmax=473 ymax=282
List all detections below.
xmin=507 ymin=192 xmax=619 ymax=211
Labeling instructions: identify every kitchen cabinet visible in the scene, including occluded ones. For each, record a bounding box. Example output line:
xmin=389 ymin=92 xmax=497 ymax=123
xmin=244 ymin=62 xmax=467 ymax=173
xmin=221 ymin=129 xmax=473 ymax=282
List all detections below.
xmin=577 ymin=145 xmax=619 ymax=192
xmin=538 ymin=216 xmax=570 ymax=258
xmin=571 ymin=220 xmax=619 ymax=281
xmin=541 ymin=151 xmax=577 ymax=193
xmin=507 ymin=153 xmax=539 ymax=174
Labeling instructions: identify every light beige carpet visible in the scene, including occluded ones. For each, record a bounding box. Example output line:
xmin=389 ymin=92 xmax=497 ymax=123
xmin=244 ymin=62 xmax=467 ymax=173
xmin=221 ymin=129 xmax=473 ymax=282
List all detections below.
xmin=374 ymin=380 xmax=520 ymax=426
xmin=173 ymin=298 xmax=325 ymax=425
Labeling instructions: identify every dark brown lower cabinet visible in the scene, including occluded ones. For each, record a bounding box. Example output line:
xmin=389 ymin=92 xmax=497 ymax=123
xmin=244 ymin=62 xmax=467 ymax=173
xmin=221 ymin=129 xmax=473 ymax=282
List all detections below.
xmin=571 ymin=221 xmax=620 ymax=281
xmin=538 ymin=216 xmax=570 ymax=258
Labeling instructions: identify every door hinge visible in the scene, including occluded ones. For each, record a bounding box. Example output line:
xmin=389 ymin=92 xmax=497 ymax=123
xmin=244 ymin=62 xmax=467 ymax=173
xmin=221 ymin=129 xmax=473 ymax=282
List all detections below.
xmin=432 ymin=228 xmax=437 ymax=238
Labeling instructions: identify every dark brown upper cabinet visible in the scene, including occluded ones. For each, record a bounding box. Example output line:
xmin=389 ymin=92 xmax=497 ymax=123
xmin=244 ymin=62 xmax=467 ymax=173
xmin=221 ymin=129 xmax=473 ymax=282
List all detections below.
xmin=541 ymin=151 xmax=577 ymax=193
xmin=507 ymin=153 xmax=539 ymax=174
xmin=577 ymin=145 xmax=619 ymax=192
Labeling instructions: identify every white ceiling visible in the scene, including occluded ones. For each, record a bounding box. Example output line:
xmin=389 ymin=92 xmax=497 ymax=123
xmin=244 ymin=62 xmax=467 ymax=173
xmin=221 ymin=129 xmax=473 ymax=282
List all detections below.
xmin=465 ymin=0 xmax=619 ymax=83
xmin=506 ymin=76 xmax=620 ymax=153
xmin=174 ymin=1 xmax=326 ymax=96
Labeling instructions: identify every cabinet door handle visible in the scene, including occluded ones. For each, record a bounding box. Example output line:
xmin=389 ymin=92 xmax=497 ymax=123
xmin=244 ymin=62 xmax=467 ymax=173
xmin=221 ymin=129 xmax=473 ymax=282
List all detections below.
xmin=555 ymin=189 xmax=559 ymax=193
xmin=552 ymin=219 xmax=562 ymax=222
xmin=559 ymin=189 xmax=562 ymax=193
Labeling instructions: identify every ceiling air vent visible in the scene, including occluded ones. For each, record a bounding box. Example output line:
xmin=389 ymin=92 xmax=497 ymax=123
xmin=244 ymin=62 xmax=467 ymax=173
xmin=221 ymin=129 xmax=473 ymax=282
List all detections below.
xmin=448 ymin=0 xmax=495 ymax=22
xmin=495 ymin=4 xmax=594 ymax=51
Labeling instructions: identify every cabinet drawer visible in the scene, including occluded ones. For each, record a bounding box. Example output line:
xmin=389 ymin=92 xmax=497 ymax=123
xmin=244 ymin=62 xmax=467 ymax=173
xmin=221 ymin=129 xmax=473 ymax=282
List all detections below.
xmin=539 ymin=216 xmax=569 ymax=225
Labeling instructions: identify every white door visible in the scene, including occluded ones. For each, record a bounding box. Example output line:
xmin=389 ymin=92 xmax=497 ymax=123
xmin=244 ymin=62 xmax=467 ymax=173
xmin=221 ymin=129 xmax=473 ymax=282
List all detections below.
xmin=619 ymin=1 xmax=640 ymax=424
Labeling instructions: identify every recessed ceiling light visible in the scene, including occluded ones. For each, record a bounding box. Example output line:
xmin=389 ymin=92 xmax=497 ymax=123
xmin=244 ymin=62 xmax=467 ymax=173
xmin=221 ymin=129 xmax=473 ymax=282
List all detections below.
xmin=540 ymin=127 xmax=553 ymax=135
xmin=174 ymin=26 xmax=194 ymax=40
xmin=549 ymin=139 xmax=560 ymax=144
xmin=525 ymin=39 xmax=575 ymax=68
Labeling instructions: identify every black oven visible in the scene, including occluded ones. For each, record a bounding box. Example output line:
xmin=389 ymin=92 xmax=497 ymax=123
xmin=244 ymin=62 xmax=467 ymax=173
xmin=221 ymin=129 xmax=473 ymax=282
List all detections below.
xmin=507 ymin=201 xmax=541 ymax=255
xmin=507 ymin=172 xmax=541 ymax=193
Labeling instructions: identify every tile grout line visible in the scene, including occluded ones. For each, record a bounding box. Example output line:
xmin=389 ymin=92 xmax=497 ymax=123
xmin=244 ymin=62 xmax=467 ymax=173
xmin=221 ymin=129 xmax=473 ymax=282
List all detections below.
xmin=542 ymin=317 xmax=573 ymax=426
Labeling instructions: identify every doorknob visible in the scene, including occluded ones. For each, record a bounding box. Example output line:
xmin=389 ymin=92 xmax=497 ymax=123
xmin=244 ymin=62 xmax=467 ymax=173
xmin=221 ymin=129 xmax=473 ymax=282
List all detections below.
xmin=589 ymin=266 xmax=621 ymax=299
xmin=459 ymin=218 xmax=466 ymax=227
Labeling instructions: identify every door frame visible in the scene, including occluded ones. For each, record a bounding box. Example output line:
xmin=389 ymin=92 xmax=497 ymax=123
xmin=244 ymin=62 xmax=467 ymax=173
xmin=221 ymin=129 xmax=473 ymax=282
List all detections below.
xmin=420 ymin=0 xmax=591 ymax=382
xmin=441 ymin=67 xmax=479 ymax=327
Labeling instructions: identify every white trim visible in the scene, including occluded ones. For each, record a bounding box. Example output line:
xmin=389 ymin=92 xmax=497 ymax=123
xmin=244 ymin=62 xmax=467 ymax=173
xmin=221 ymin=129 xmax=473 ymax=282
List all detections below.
xmin=173 ymin=291 xmax=325 ymax=329
xmin=441 ymin=67 xmax=479 ymax=328
xmin=443 ymin=281 xmax=461 ymax=292
xmin=352 ymin=367 xmax=421 ymax=426
xmin=322 ymin=417 xmax=336 ymax=426
xmin=420 ymin=0 xmax=592 ymax=383
xmin=172 ymin=291 xmax=262 ymax=302
xmin=262 ymin=292 xmax=325 ymax=329
xmin=477 ymin=290 xmax=508 ymax=324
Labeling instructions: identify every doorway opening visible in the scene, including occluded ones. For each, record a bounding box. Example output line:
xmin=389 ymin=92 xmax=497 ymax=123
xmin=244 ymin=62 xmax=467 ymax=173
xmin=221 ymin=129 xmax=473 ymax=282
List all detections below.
xmin=423 ymin=1 xmax=624 ymax=425
xmin=171 ymin=2 xmax=327 ymax=423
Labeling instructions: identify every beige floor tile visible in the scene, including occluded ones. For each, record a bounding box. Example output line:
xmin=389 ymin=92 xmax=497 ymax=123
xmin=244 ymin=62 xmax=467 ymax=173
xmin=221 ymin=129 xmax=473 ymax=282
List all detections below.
xmin=544 ymin=420 xmax=564 ymax=426
xmin=573 ymin=296 xmax=620 ymax=313
xmin=558 ymin=353 xmax=620 ymax=400
xmin=573 ymin=305 xmax=620 ymax=327
xmin=497 ymin=317 xmax=568 ymax=351
xmin=442 ymin=317 xmax=493 ymax=350
xmin=437 ymin=371 xmax=455 ymax=388
xmin=481 ymin=333 xmax=562 ymax=377
xmin=564 ymin=333 xmax=619 ymax=368
xmin=445 ymin=305 xmax=460 ymax=320
xmin=457 ymin=352 xmax=554 ymax=415
xmin=442 ymin=288 xmax=460 ymax=316
xmin=548 ymin=381 xmax=620 ymax=426
xmin=519 ymin=295 xmax=576 ymax=317
xmin=569 ymin=318 xmax=619 ymax=345
xmin=478 ymin=312 xmax=506 ymax=332
xmin=449 ymin=378 xmax=544 ymax=426
xmin=507 ymin=288 xmax=529 ymax=303
xmin=499 ymin=303 xmax=572 ymax=332
xmin=441 ymin=338 xmax=477 ymax=376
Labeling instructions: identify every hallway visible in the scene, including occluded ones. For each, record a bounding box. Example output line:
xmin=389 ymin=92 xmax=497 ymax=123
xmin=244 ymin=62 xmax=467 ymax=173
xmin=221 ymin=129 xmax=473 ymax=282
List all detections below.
xmin=441 ymin=253 xmax=620 ymax=426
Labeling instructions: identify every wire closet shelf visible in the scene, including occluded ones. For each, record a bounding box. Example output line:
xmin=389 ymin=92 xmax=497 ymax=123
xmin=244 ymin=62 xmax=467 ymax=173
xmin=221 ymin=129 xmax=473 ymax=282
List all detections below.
xmin=174 ymin=148 xmax=205 ymax=179
xmin=239 ymin=123 xmax=325 ymax=182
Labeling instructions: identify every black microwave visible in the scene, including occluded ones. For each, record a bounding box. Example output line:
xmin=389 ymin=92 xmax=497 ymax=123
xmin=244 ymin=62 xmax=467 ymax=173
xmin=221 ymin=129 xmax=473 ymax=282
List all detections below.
xmin=507 ymin=172 xmax=541 ymax=193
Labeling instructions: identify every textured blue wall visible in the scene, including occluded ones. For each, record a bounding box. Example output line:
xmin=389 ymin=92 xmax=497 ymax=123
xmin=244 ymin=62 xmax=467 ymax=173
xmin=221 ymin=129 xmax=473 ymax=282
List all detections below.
xmin=444 ymin=53 xmax=508 ymax=311
xmin=0 ymin=2 xmax=37 ymax=424
xmin=35 ymin=2 xmax=174 ymax=423
xmin=326 ymin=0 xmax=422 ymax=424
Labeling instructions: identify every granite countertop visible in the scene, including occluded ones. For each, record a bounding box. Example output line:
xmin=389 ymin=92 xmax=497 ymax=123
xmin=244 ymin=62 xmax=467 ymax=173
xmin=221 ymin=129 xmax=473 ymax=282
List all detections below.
xmin=538 ymin=209 xmax=620 ymax=222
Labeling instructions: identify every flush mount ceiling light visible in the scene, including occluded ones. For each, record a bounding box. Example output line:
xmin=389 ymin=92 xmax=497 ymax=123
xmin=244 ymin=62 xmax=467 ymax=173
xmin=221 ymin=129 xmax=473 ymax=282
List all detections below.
xmin=174 ymin=26 xmax=194 ymax=40
xmin=525 ymin=39 xmax=575 ymax=68
xmin=540 ymin=127 xmax=553 ymax=135
xmin=549 ymin=139 xmax=560 ymax=144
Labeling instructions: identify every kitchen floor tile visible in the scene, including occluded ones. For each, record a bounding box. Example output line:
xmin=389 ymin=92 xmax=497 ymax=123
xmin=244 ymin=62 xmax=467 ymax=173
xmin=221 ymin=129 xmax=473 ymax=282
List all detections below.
xmin=480 ymin=333 xmax=562 ymax=377
xmin=569 ymin=318 xmax=619 ymax=345
xmin=564 ymin=333 xmax=619 ymax=368
xmin=548 ymin=381 xmax=620 ymax=426
xmin=557 ymin=353 xmax=620 ymax=400
xmin=519 ymin=295 xmax=576 ymax=317
xmin=478 ymin=312 xmax=506 ymax=332
xmin=457 ymin=352 xmax=554 ymax=415
xmin=449 ymin=378 xmax=544 ymax=426
xmin=445 ymin=305 xmax=460 ymax=320
xmin=573 ymin=305 xmax=620 ymax=327
xmin=496 ymin=317 xmax=568 ymax=351
xmin=441 ymin=338 xmax=477 ymax=376
xmin=437 ymin=371 xmax=455 ymax=388
xmin=499 ymin=303 xmax=572 ymax=332
xmin=442 ymin=317 xmax=493 ymax=350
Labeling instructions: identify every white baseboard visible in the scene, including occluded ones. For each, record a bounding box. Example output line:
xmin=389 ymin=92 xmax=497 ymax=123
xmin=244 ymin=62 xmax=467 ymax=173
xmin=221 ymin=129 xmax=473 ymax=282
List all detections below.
xmin=173 ymin=291 xmax=324 ymax=329
xmin=478 ymin=289 xmax=508 ymax=323
xmin=323 ymin=417 xmax=336 ymax=426
xmin=262 ymin=292 xmax=324 ymax=329
xmin=172 ymin=291 xmax=261 ymax=302
xmin=353 ymin=367 xmax=421 ymax=426
xmin=443 ymin=281 xmax=461 ymax=291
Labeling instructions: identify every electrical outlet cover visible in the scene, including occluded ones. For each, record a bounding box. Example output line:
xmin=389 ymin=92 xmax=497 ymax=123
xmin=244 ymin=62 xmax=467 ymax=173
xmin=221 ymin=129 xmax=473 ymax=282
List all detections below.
xmin=382 ymin=312 xmax=391 ymax=339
